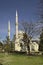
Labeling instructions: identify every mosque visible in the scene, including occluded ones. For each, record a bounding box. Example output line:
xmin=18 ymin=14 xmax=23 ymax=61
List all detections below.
xmin=8 ymin=10 xmax=39 ymax=53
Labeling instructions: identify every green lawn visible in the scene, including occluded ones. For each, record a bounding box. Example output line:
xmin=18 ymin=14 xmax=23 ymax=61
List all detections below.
xmin=0 ymin=53 xmax=43 ymax=65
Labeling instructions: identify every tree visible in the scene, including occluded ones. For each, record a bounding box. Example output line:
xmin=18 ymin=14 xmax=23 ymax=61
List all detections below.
xmin=0 ymin=42 xmax=3 ymax=46
xmin=21 ymin=20 xmax=43 ymax=39
xmin=39 ymin=29 xmax=43 ymax=51
xmin=4 ymin=36 xmax=11 ymax=52
xmin=10 ymin=41 xmax=15 ymax=52
xmin=6 ymin=36 xmax=10 ymax=42
xmin=4 ymin=43 xmax=10 ymax=52
xmin=0 ymin=42 xmax=3 ymax=52
xmin=21 ymin=21 xmax=35 ymax=38
xmin=23 ymin=33 xmax=30 ymax=54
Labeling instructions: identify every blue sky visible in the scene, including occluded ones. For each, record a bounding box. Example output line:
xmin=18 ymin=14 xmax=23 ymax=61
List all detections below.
xmin=0 ymin=0 xmax=40 ymax=41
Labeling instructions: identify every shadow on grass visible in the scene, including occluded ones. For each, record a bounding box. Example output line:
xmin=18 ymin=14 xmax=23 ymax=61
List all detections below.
xmin=0 ymin=63 xmax=3 ymax=65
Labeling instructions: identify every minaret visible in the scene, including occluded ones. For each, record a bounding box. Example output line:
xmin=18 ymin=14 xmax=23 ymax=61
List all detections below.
xmin=15 ymin=10 xmax=21 ymax=51
xmin=16 ymin=10 xmax=18 ymax=39
xmin=8 ymin=20 xmax=10 ymax=40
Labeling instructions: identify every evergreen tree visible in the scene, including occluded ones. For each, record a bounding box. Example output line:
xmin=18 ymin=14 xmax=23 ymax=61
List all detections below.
xmin=39 ymin=29 xmax=43 ymax=51
xmin=23 ymin=33 xmax=30 ymax=54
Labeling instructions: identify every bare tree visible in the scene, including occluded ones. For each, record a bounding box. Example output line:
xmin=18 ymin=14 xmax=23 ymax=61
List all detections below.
xmin=20 ymin=21 xmax=37 ymax=54
xmin=21 ymin=21 xmax=36 ymax=39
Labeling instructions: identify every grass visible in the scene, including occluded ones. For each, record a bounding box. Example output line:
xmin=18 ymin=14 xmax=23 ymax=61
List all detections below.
xmin=0 ymin=53 xmax=43 ymax=65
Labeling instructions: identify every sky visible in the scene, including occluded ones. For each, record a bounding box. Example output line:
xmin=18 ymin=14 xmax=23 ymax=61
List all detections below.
xmin=0 ymin=0 xmax=40 ymax=41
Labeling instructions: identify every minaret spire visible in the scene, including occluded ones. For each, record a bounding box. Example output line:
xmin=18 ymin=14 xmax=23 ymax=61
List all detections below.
xmin=15 ymin=10 xmax=21 ymax=51
xmin=8 ymin=20 xmax=10 ymax=40
xmin=16 ymin=10 xmax=18 ymax=39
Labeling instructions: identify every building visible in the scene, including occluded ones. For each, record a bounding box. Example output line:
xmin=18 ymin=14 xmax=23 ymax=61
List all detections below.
xmin=15 ymin=30 xmax=26 ymax=52
xmin=13 ymin=10 xmax=39 ymax=53
xmin=29 ymin=40 xmax=39 ymax=52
